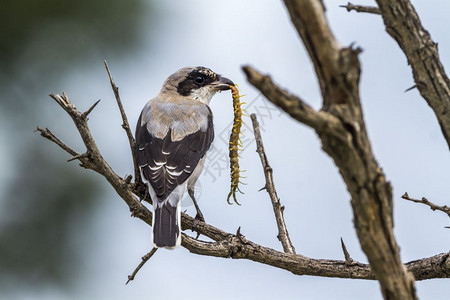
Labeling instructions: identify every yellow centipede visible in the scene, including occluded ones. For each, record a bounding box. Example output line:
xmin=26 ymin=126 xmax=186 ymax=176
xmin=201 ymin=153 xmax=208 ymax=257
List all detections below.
xmin=227 ymin=84 xmax=245 ymax=205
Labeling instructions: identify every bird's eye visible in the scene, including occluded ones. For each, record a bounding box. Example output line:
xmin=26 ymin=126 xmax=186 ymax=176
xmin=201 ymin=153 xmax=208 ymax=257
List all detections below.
xmin=194 ymin=76 xmax=205 ymax=84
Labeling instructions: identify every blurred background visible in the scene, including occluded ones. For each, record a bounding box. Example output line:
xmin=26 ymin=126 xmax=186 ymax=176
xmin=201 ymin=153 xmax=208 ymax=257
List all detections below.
xmin=0 ymin=0 xmax=449 ymax=299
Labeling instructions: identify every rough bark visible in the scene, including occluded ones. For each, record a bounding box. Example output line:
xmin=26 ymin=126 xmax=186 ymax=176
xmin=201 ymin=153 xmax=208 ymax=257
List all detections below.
xmin=242 ymin=0 xmax=419 ymax=298
xmin=375 ymin=0 xmax=450 ymax=150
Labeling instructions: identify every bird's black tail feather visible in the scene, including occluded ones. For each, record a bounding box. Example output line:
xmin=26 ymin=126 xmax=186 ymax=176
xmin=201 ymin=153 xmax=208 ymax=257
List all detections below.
xmin=153 ymin=202 xmax=181 ymax=248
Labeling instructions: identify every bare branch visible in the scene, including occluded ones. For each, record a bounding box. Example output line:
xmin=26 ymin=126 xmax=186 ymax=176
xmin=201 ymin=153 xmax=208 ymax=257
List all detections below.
xmin=182 ymin=231 xmax=450 ymax=281
xmin=104 ymin=60 xmax=141 ymax=184
xmin=242 ymin=66 xmax=320 ymax=126
xmin=402 ymin=192 xmax=450 ymax=218
xmin=126 ymin=247 xmax=158 ymax=284
xmin=340 ymin=2 xmax=380 ymax=15
xmin=250 ymin=114 xmax=295 ymax=254
xmin=38 ymin=89 xmax=450 ymax=283
xmin=39 ymin=93 xmax=153 ymax=226
xmin=375 ymin=0 xmax=450 ymax=150
xmin=36 ymin=126 xmax=79 ymax=158
xmin=242 ymin=66 xmax=346 ymax=139
xmin=241 ymin=1 xmax=418 ymax=298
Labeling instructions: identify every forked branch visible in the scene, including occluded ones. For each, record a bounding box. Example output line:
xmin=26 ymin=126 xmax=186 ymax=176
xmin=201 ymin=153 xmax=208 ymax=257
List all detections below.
xmin=244 ymin=1 xmax=420 ymax=298
xmin=37 ymin=65 xmax=450 ymax=286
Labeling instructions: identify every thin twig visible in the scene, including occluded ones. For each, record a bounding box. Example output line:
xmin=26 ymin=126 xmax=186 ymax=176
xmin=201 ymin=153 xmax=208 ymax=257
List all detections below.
xmin=104 ymin=60 xmax=141 ymax=184
xmin=250 ymin=114 xmax=295 ymax=254
xmin=36 ymin=126 xmax=79 ymax=157
xmin=340 ymin=2 xmax=381 ymax=15
xmin=402 ymin=192 xmax=450 ymax=218
xmin=126 ymin=247 xmax=158 ymax=284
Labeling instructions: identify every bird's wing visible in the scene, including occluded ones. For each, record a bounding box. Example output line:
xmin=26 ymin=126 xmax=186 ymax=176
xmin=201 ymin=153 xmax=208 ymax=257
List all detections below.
xmin=135 ymin=100 xmax=214 ymax=202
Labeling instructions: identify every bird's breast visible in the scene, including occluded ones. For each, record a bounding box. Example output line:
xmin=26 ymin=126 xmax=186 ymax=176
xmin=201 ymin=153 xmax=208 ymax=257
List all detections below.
xmin=143 ymin=98 xmax=211 ymax=142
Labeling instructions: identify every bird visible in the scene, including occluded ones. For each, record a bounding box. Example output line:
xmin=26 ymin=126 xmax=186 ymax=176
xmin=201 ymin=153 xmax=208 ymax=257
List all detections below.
xmin=135 ymin=66 xmax=234 ymax=249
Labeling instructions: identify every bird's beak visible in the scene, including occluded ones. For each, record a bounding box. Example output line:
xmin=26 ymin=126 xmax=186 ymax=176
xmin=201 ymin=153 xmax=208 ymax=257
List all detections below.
xmin=212 ymin=76 xmax=234 ymax=91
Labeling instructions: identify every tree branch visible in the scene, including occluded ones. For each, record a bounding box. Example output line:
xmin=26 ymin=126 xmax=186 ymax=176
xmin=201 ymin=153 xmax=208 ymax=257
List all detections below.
xmin=36 ymin=126 xmax=80 ymax=158
xmin=375 ymin=0 xmax=450 ymax=150
xmin=402 ymin=192 xmax=450 ymax=218
xmin=37 ymin=89 xmax=450 ymax=284
xmin=34 ymin=0 xmax=450 ymax=293
xmin=250 ymin=114 xmax=296 ymax=254
xmin=242 ymin=66 xmax=347 ymax=139
xmin=42 ymin=93 xmax=153 ymax=225
xmin=104 ymin=60 xmax=141 ymax=184
xmin=126 ymin=247 xmax=158 ymax=284
xmin=182 ymin=230 xmax=450 ymax=281
xmin=241 ymin=1 xmax=418 ymax=299
xmin=340 ymin=2 xmax=380 ymax=15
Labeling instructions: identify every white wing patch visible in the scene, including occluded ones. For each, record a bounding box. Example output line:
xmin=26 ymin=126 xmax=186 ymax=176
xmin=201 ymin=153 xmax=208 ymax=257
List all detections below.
xmin=166 ymin=169 xmax=183 ymax=177
xmin=149 ymin=165 xmax=162 ymax=171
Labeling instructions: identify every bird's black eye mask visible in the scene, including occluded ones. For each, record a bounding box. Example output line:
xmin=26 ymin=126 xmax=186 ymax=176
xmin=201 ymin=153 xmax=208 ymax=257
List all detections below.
xmin=177 ymin=69 xmax=218 ymax=96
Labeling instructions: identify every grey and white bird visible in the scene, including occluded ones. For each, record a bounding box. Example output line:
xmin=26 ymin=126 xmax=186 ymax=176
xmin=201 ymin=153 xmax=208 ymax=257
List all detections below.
xmin=135 ymin=66 xmax=233 ymax=248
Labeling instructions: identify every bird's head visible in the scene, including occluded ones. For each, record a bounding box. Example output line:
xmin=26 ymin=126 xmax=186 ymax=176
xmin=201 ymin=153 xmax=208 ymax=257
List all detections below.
xmin=161 ymin=66 xmax=234 ymax=104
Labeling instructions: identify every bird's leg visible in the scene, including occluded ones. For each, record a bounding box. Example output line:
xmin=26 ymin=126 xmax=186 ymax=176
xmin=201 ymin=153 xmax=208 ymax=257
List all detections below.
xmin=188 ymin=187 xmax=205 ymax=222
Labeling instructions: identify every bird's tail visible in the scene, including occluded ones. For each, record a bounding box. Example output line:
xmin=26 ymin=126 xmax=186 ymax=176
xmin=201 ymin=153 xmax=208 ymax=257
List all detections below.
xmin=152 ymin=200 xmax=181 ymax=249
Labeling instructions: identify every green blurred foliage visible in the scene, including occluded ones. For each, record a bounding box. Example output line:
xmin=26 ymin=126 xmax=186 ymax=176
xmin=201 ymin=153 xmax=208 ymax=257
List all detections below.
xmin=0 ymin=0 xmax=155 ymax=292
xmin=0 ymin=145 xmax=102 ymax=289
xmin=0 ymin=0 xmax=151 ymax=113
xmin=0 ymin=0 xmax=147 ymax=72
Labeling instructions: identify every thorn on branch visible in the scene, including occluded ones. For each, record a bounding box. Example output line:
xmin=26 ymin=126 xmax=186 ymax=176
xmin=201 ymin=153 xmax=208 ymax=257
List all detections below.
xmin=82 ymin=99 xmax=101 ymax=119
xmin=339 ymin=2 xmax=380 ymax=15
xmin=340 ymin=238 xmax=355 ymax=264
xmin=67 ymin=152 xmax=89 ymax=162
xmin=404 ymin=85 xmax=417 ymax=92
xmin=235 ymin=226 xmax=250 ymax=246
xmin=348 ymin=42 xmax=363 ymax=55
xmin=236 ymin=226 xmax=242 ymax=237
xmin=258 ymin=185 xmax=267 ymax=192
xmin=126 ymin=247 xmax=158 ymax=284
